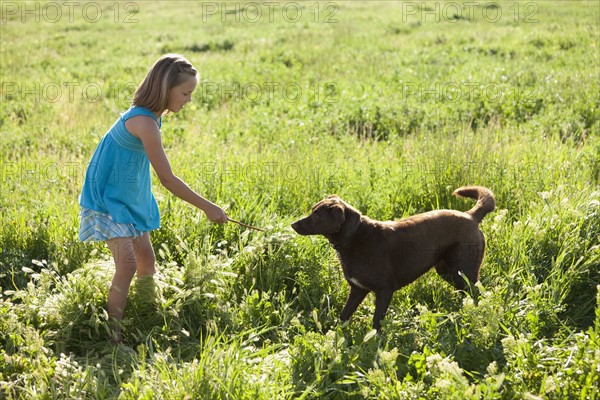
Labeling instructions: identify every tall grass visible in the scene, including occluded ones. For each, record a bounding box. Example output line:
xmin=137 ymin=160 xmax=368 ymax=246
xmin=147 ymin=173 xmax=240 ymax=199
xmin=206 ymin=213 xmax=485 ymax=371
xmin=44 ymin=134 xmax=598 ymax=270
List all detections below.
xmin=1 ymin=1 xmax=599 ymax=398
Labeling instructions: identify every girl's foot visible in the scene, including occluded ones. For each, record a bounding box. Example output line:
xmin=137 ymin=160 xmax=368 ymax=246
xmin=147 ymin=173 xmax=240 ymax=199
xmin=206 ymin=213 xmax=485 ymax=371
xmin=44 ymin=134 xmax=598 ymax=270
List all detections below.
xmin=108 ymin=320 xmax=124 ymax=345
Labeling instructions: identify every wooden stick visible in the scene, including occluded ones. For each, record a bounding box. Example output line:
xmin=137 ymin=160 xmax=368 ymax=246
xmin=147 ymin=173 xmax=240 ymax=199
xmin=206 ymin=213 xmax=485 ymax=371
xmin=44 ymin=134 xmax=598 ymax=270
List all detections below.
xmin=227 ymin=217 xmax=265 ymax=232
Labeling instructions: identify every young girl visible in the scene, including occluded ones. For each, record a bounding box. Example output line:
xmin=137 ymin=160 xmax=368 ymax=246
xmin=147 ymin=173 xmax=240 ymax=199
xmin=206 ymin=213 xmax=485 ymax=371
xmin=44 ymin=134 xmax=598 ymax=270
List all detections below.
xmin=79 ymin=54 xmax=228 ymax=343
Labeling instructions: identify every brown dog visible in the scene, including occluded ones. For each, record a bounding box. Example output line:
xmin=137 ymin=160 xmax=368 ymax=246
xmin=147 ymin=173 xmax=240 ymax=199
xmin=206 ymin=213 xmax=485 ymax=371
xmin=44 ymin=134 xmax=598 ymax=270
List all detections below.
xmin=291 ymin=186 xmax=496 ymax=329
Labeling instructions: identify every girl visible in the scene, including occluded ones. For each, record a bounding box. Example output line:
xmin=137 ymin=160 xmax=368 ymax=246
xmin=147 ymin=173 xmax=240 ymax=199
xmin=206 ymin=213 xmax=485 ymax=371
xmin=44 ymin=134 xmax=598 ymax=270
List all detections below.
xmin=79 ymin=54 xmax=228 ymax=343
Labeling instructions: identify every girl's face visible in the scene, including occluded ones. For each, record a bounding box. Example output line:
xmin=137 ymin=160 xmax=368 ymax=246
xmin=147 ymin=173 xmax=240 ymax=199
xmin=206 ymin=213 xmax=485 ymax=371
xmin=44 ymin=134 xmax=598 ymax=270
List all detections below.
xmin=166 ymin=74 xmax=198 ymax=113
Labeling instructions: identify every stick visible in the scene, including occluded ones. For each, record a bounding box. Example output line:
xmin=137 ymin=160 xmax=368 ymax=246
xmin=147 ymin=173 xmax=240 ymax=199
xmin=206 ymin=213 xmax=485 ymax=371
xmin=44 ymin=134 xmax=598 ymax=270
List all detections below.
xmin=227 ymin=217 xmax=265 ymax=232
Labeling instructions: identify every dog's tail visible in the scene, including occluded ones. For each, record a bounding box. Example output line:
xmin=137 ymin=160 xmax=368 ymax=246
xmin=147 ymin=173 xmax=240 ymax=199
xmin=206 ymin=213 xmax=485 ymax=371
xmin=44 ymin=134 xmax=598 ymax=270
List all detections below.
xmin=453 ymin=186 xmax=496 ymax=224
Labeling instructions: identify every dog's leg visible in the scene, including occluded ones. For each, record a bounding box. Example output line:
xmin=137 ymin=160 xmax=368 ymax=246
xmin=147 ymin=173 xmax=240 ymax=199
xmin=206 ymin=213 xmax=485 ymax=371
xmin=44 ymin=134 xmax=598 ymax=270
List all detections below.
xmin=340 ymin=285 xmax=369 ymax=322
xmin=373 ymin=289 xmax=394 ymax=330
xmin=435 ymin=260 xmax=455 ymax=286
xmin=442 ymin=242 xmax=484 ymax=290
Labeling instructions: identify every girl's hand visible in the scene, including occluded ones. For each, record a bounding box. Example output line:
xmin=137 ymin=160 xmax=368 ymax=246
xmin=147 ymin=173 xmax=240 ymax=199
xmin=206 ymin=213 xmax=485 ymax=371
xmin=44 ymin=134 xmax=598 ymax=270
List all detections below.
xmin=204 ymin=203 xmax=228 ymax=224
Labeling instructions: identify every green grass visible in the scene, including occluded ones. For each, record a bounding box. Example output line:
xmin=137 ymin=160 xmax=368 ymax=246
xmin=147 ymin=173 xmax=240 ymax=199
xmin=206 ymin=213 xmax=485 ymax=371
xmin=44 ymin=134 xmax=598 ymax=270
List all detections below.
xmin=1 ymin=1 xmax=599 ymax=398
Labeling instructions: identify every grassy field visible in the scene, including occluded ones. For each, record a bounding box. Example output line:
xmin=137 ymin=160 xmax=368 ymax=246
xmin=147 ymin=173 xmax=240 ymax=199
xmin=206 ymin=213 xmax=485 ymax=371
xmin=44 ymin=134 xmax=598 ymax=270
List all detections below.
xmin=1 ymin=0 xmax=599 ymax=398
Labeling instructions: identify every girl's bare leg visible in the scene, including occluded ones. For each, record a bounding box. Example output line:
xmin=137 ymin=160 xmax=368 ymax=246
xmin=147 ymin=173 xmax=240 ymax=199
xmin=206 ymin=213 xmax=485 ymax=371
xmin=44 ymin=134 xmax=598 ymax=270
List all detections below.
xmin=131 ymin=232 xmax=160 ymax=326
xmin=134 ymin=232 xmax=156 ymax=277
xmin=106 ymin=237 xmax=138 ymax=343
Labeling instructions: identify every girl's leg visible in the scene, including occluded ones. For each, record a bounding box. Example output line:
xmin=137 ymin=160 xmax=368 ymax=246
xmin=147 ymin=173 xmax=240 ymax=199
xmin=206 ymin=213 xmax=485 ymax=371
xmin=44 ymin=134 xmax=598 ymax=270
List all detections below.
xmin=133 ymin=232 xmax=156 ymax=277
xmin=106 ymin=236 xmax=138 ymax=343
xmin=131 ymin=232 xmax=160 ymax=327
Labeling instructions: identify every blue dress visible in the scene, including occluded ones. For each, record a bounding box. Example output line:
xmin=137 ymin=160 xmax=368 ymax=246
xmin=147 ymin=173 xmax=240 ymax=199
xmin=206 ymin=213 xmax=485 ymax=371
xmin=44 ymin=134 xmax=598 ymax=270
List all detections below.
xmin=79 ymin=106 xmax=162 ymax=241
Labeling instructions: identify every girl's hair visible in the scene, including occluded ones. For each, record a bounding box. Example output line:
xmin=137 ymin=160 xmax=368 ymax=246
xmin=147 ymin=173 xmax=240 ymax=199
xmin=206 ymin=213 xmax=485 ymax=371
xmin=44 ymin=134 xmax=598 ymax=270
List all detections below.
xmin=133 ymin=54 xmax=198 ymax=114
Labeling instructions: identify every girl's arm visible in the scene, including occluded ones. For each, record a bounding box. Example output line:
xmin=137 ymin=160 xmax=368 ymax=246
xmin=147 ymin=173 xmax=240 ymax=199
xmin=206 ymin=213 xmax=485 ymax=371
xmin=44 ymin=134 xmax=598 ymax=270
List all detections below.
xmin=126 ymin=116 xmax=228 ymax=224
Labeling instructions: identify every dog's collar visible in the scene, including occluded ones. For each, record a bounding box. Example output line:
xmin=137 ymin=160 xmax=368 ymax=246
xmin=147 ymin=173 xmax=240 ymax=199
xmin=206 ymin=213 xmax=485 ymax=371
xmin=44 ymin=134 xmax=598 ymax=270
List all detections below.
xmin=329 ymin=215 xmax=365 ymax=250
xmin=330 ymin=238 xmax=351 ymax=251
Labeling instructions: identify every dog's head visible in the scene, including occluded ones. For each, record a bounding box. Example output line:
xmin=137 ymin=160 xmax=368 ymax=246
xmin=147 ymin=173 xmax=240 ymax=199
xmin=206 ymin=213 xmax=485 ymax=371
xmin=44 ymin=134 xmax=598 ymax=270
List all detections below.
xmin=291 ymin=195 xmax=361 ymax=239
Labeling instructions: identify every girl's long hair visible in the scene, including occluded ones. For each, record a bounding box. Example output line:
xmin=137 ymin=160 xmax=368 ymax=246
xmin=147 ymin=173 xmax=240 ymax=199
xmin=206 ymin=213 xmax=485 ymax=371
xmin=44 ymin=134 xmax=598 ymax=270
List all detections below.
xmin=133 ymin=54 xmax=197 ymax=114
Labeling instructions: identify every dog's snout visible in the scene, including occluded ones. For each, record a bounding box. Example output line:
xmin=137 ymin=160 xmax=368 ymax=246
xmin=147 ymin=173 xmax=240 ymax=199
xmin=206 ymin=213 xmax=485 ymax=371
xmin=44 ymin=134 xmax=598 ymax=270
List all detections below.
xmin=291 ymin=219 xmax=303 ymax=233
xmin=291 ymin=217 xmax=310 ymax=235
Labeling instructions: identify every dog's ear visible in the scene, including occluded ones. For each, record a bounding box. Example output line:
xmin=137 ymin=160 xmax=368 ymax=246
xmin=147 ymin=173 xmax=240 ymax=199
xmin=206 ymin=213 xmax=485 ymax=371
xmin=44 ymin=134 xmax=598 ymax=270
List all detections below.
xmin=329 ymin=203 xmax=346 ymax=233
